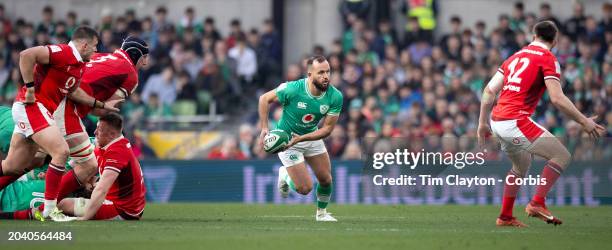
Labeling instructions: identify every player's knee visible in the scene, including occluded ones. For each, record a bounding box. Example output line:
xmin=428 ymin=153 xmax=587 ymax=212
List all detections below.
xmin=1 ymin=165 xmax=22 ymax=176
xmin=49 ymin=145 xmax=70 ymax=163
xmin=296 ymin=184 xmax=313 ymax=195
xmin=57 ymin=199 xmax=73 ymax=215
xmin=74 ymin=161 xmax=97 ymax=178
xmin=553 ymin=148 xmax=571 ymax=169
xmin=57 ymin=199 xmax=68 ymax=210
xmin=317 ymin=175 xmax=333 ymax=186
xmin=27 ymin=157 xmax=47 ymax=170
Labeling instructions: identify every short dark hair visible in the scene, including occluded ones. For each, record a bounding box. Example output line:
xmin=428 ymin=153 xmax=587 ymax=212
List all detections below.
xmin=67 ymin=11 xmax=77 ymax=19
xmin=533 ymin=20 xmax=558 ymax=43
xmin=156 ymin=6 xmax=167 ymax=14
xmin=540 ymin=3 xmax=551 ymax=10
xmin=71 ymin=26 xmax=98 ymax=41
xmin=514 ymin=2 xmax=524 ymax=10
xmin=450 ymin=15 xmax=461 ymax=24
xmin=307 ymin=55 xmax=327 ymax=67
xmin=99 ymin=112 xmax=123 ymax=132
xmin=42 ymin=5 xmax=53 ymax=14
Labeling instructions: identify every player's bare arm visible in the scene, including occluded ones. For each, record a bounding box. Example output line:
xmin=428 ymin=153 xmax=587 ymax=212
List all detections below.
xmin=91 ymin=92 xmax=127 ymax=116
xmin=69 ymin=87 xmax=121 ymax=112
xmin=284 ymin=115 xmax=339 ymax=150
xmin=19 ymin=46 xmax=50 ymax=104
xmin=78 ymin=170 xmax=118 ymax=220
xmin=477 ymin=71 xmax=503 ymax=147
xmin=544 ymin=78 xmax=605 ymax=138
xmin=258 ymin=89 xmax=279 ymax=145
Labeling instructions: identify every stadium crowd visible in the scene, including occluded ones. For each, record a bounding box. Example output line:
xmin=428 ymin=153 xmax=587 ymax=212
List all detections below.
xmin=0 ymin=2 xmax=609 ymax=160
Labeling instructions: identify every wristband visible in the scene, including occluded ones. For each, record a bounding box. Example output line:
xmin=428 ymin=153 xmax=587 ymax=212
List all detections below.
xmin=92 ymin=100 xmax=98 ymax=109
xmin=25 ymin=82 xmax=35 ymax=88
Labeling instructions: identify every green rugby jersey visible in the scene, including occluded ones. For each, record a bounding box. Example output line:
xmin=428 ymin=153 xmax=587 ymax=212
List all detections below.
xmin=0 ymin=105 xmax=14 ymax=154
xmin=274 ymin=78 xmax=343 ymax=135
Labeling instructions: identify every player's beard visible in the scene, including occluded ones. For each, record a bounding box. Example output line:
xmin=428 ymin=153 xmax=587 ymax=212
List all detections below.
xmin=313 ymin=78 xmax=329 ymax=92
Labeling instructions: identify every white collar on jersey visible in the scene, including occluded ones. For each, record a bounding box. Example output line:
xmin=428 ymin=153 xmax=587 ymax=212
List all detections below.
xmin=529 ymin=41 xmax=550 ymax=50
xmin=68 ymin=41 xmax=84 ymax=62
xmin=102 ymin=136 xmax=125 ymax=150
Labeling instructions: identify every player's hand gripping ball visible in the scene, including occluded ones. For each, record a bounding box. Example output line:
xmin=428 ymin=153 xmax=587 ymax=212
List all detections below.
xmin=263 ymin=129 xmax=290 ymax=154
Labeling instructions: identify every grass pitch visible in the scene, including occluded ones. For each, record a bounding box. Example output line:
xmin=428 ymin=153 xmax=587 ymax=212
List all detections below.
xmin=1 ymin=203 xmax=611 ymax=250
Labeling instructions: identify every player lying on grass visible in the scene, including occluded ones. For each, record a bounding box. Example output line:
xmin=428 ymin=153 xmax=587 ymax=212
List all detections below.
xmin=258 ymin=55 xmax=343 ymax=222
xmin=477 ymin=21 xmax=606 ymax=227
xmin=0 ymin=165 xmax=94 ymax=220
xmin=58 ymin=113 xmax=145 ymax=220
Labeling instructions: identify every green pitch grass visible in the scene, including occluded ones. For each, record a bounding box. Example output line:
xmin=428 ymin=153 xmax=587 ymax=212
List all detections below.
xmin=1 ymin=204 xmax=611 ymax=250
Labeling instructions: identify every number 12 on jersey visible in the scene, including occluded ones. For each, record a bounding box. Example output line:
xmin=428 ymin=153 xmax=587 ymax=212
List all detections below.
xmin=507 ymin=57 xmax=530 ymax=84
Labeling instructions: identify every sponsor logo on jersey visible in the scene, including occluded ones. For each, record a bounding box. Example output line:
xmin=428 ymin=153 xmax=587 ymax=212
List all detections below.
xmin=60 ymin=76 xmax=77 ymax=94
xmin=512 ymin=138 xmax=521 ymax=145
xmin=297 ymin=102 xmax=307 ymax=109
xmin=320 ymin=105 xmax=329 ymax=114
xmin=49 ymin=45 xmax=62 ymax=53
xmin=518 ymin=49 xmax=543 ymax=56
xmin=503 ymin=85 xmax=521 ymax=92
xmin=18 ymin=122 xmax=26 ymax=130
xmin=302 ymin=114 xmax=315 ymax=123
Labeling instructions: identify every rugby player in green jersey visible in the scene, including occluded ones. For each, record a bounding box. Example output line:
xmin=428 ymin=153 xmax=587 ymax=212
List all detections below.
xmin=258 ymin=55 xmax=343 ymax=222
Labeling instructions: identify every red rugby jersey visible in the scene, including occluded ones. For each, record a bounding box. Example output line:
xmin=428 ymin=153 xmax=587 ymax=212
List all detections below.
xmin=492 ymin=41 xmax=561 ymax=120
xmin=15 ymin=42 xmax=85 ymax=113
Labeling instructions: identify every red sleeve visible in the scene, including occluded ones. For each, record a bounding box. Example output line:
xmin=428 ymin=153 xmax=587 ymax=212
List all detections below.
xmin=542 ymin=53 xmax=561 ymax=81
xmin=120 ymin=71 xmax=139 ymax=97
xmin=498 ymin=58 xmax=508 ymax=76
xmin=102 ymin=147 xmax=129 ymax=173
xmin=47 ymin=44 xmax=78 ymax=67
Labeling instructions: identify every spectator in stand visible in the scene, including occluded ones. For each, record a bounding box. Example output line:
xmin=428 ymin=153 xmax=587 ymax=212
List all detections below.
xmin=144 ymin=93 xmax=172 ymax=119
xmin=238 ymin=124 xmax=255 ymax=159
xmin=37 ymin=5 xmax=55 ymax=36
xmin=175 ymin=70 xmax=197 ymax=102
xmin=228 ymin=33 xmax=257 ymax=88
xmin=339 ymin=0 xmax=371 ymax=29
xmin=202 ymin=17 xmax=222 ymax=44
xmin=440 ymin=15 xmax=462 ymax=53
xmin=539 ymin=3 xmax=562 ymax=30
xmin=509 ymin=1 xmax=526 ymax=32
xmin=178 ymin=6 xmax=203 ymax=35
xmin=565 ymin=1 xmax=587 ymax=41
xmin=153 ymin=6 xmax=173 ymax=33
xmin=404 ymin=16 xmax=431 ymax=48
xmin=125 ymin=9 xmax=141 ymax=35
xmin=142 ymin=65 xmax=177 ymax=106
xmin=225 ymin=19 xmax=245 ymax=49
xmin=207 ymin=137 xmax=247 ymax=160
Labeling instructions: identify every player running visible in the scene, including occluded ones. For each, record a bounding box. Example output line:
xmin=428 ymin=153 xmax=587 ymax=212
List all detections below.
xmin=54 ymin=36 xmax=148 ymax=203
xmin=57 ymin=113 xmax=146 ymax=220
xmin=0 ymin=26 xmax=115 ymax=221
xmin=477 ymin=21 xmax=605 ymax=227
xmin=258 ymin=55 xmax=343 ymax=222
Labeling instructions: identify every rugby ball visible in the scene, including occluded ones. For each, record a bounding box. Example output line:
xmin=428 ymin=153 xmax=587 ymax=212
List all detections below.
xmin=263 ymin=129 xmax=290 ymax=153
